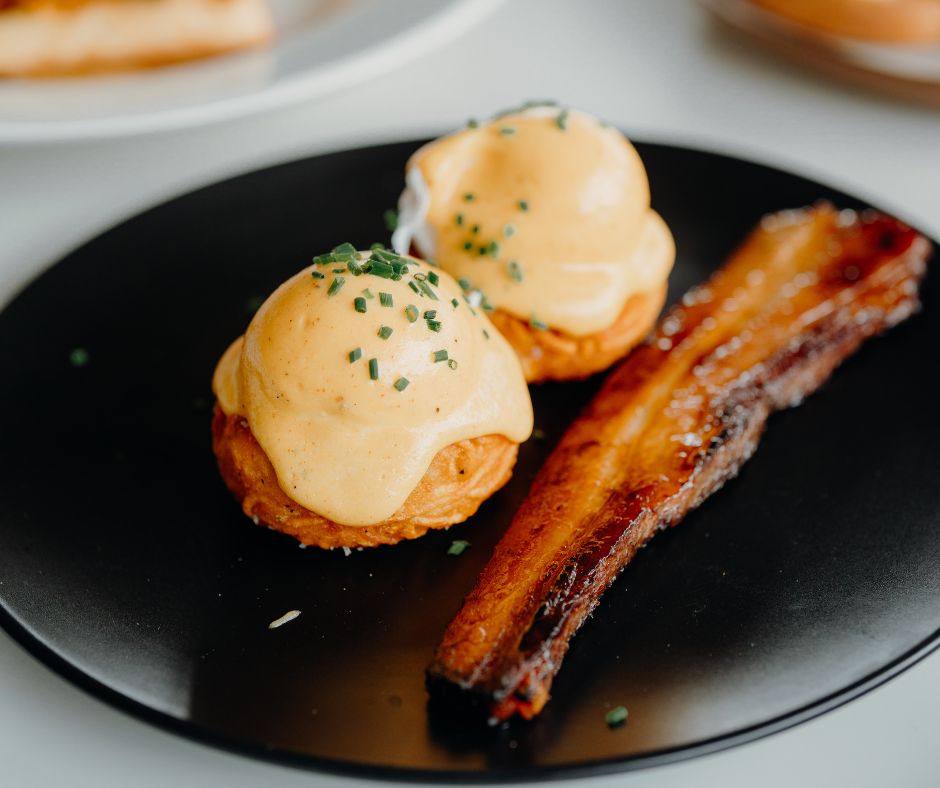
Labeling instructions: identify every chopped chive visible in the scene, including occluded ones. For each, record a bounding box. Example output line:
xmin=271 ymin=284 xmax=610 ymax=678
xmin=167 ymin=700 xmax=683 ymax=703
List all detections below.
xmin=368 ymin=358 xmax=379 ymax=380
xmin=499 ymin=126 xmax=516 ymax=136
xmin=408 ymin=280 xmax=420 ymax=294
xmin=379 ymin=292 xmax=394 ymax=307
xmin=467 ymin=118 xmax=479 ymax=129
xmin=447 ymin=359 xmax=458 ymax=370
xmin=378 ymin=326 xmax=393 ymax=340
xmin=464 ymin=192 xmax=476 ymax=202
xmin=418 ymin=280 xmax=439 ymax=300
xmin=482 ymin=329 xmax=490 ymax=340
xmin=354 ymin=297 xmax=367 ymax=313
xmin=478 ymin=246 xmax=487 ymax=256
xmin=455 ymin=214 xmax=464 ymax=227
xmin=530 ymin=314 xmax=549 ymax=331
xmin=362 ymin=288 xmax=374 ymax=299
xmin=433 ymin=349 xmax=449 ymax=362
xmin=556 ymin=108 xmax=570 ymax=130
xmin=405 ymin=304 xmax=419 ymax=323
xmin=348 ymin=347 xmax=362 ymax=363
xmin=332 ymin=242 xmax=357 ymax=256
xmin=423 ymin=310 xmax=437 ymax=319
xmin=393 ymin=377 xmax=410 ymax=392
xmin=448 ymin=540 xmax=470 ymax=556
xmin=427 ymin=271 xmax=439 ymax=285
xmin=507 ymin=260 xmax=523 ymax=282
xmin=368 ymin=260 xmax=395 ymax=279
xmin=69 ymin=347 xmax=89 ymax=367
xmin=311 ymin=270 xmax=325 ymax=280
xmin=458 ymin=278 xmax=472 ymax=291
xmin=370 ymin=242 xmax=386 ymax=251
xmin=471 ymin=224 xmax=480 ymax=235
xmin=347 ymin=259 xmax=363 ymax=275
xmin=605 ymin=706 xmax=628 ymax=728
xmin=413 ymin=272 xmax=427 ymax=281
xmin=427 ymin=320 xmax=442 ymax=332
xmin=451 ymin=298 xmax=459 ymax=308
xmin=463 ymin=241 xmax=474 ymax=251
xmin=383 ymin=209 xmax=398 ymax=231
xmin=485 ymin=241 xmax=500 ymax=258
xmin=327 ymin=276 xmax=346 ymax=297
xmin=332 ymin=267 xmax=346 ymax=273
xmin=313 ymin=253 xmax=335 ymax=266
xmin=503 ymin=224 xmax=515 ymax=238
xmin=518 ymin=200 xmax=529 ymax=211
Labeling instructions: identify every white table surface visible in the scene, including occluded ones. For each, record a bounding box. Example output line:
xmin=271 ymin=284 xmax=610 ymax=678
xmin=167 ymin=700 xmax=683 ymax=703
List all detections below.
xmin=2 ymin=1 xmax=939 ymax=785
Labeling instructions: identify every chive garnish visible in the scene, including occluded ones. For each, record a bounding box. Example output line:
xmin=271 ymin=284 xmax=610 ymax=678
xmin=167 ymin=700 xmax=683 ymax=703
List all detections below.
xmin=428 ymin=271 xmax=439 ymax=285
xmin=482 ymin=329 xmax=490 ymax=340
xmin=379 ymin=292 xmax=394 ymax=307
xmin=433 ymin=350 xmax=448 ymax=362
xmin=368 ymin=358 xmax=379 ymax=380
xmin=69 ymin=347 xmax=89 ymax=368
xmin=370 ymin=242 xmax=386 ymax=251
xmin=427 ymin=320 xmax=442 ymax=332
xmin=463 ymin=241 xmax=473 ymax=251
xmin=455 ymin=214 xmax=464 ymax=227
xmin=499 ymin=126 xmax=516 ymax=136
xmin=556 ymin=108 xmax=569 ymax=130
xmin=503 ymin=224 xmax=515 ymax=238
xmin=530 ymin=314 xmax=549 ymax=331
xmin=448 ymin=540 xmax=470 ymax=556
xmin=354 ymin=297 xmax=367 ymax=313
xmin=605 ymin=706 xmax=628 ymax=728
xmin=471 ymin=224 xmax=480 ymax=235
xmin=348 ymin=347 xmax=362 ymax=363
xmin=507 ymin=260 xmax=523 ymax=282
xmin=332 ymin=242 xmax=357 ymax=256
xmin=447 ymin=359 xmax=458 ymax=370
xmin=451 ymin=298 xmax=459 ymax=308
xmin=467 ymin=118 xmax=479 ymax=129
xmin=408 ymin=280 xmax=420 ymax=294
xmin=423 ymin=310 xmax=437 ymax=319
xmin=347 ymin=259 xmax=363 ymax=275
xmin=518 ymin=200 xmax=529 ymax=211
xmin=378 ymin=326 xmax=393 ymax=340
xmin=332 ymin=267 xmax=346 ymax=274
xmin=368 ymin=260 xmax=395 ymax=279
xmin=418 ymin=280 xmax=439 ymax=300
xmin=405 ymin=305 xmax=419 ymax=323
xmin=362 ymin=288 xmax=374 ymax=299
xmin=413 ymin=272 xmax=427 ymax=281
xmin=327 ymin=276 xmax=346 ymax=296
xmin=485 ymin=241 xmax=500 ymax=258
xmin=311 ymin=270 xmax=325 ymax=280
xmin=464 ymin=193 xmax=475 ymax=202
xmin=393 ymin=377 xmax=410 ymax=392
xmin=383 ymin=209 xmax=398 ymax=231
xmin=458 ymin=278 xmax=471 ymax=291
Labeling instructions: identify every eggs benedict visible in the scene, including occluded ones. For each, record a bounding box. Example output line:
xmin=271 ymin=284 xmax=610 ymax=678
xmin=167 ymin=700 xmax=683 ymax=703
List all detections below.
xmin=392 ymin=104 xmax=675 ymax=382
xmin=212 ymin=244 xmax=533 ymax=549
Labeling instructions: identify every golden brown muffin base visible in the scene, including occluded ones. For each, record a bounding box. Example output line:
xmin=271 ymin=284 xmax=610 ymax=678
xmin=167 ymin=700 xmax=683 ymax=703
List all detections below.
xmin=211 ymin=406 xmax=519 ymax=549
xmin=489 ymin=282 xmax=668 ymax=383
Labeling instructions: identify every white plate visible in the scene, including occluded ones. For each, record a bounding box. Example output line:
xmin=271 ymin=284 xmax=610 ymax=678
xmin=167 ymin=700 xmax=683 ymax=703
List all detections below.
xmin=0 ymin=0 xmax=503 ymax=144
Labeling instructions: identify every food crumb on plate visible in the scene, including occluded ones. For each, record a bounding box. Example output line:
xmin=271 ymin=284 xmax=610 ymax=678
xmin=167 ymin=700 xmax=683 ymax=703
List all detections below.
xmin=268 ymin=610 xmax=301 ymax=629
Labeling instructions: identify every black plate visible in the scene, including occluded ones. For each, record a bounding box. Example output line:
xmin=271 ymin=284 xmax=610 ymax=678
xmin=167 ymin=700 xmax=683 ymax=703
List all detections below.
xmin=0 ymin=141 xmax=937 ymax=782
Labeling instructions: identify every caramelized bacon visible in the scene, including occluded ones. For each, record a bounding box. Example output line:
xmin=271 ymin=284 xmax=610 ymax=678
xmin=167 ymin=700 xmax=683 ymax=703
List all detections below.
xmin=427 ymin=205 xmax=930 ymax=721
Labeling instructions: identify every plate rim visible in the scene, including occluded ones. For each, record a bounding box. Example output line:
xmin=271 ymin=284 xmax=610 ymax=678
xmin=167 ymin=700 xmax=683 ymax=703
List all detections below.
xmin=0 ymin=137 xmax=937 ymax=781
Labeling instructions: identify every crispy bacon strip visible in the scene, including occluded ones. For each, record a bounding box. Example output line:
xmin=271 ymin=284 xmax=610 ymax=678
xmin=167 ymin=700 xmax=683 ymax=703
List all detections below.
xmin=427 ymin=205 xmax=930 ymax=721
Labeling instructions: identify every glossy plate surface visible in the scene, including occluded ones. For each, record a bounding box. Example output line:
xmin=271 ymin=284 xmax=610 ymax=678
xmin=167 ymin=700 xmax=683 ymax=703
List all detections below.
xmin=0 ymin=141 xmax=937 ymax=780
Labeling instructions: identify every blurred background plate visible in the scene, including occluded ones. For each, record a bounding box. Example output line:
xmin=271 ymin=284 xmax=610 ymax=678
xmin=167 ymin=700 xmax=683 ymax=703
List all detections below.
xmin=701 ymin=0 xmax=940 ymax=107
xmin=0 ymin=0 xmax=503 ymax=144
